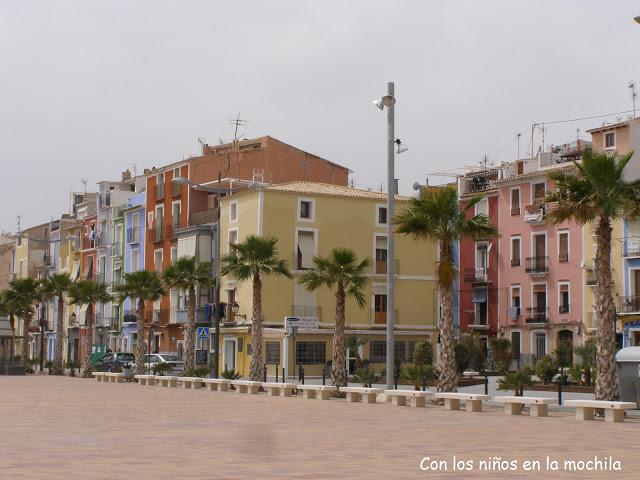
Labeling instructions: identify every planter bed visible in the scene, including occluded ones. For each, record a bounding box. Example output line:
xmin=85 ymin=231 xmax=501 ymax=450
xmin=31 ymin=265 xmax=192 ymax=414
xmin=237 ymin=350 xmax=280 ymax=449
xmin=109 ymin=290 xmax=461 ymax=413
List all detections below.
xmin=527 ymin=384 xmax=595 ymax=394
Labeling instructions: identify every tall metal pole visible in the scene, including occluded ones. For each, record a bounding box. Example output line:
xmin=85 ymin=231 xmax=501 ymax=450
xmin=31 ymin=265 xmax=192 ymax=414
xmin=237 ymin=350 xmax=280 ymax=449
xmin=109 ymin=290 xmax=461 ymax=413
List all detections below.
xmin=212 ymin=176 xmax=222 ymax=378
xmin=385 ymin=81 xmax=395 ymax=390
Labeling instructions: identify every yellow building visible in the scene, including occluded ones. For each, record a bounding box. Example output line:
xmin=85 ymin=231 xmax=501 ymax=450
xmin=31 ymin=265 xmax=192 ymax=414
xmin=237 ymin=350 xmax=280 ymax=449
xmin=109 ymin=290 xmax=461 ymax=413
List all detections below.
xmin=217 ymin=182 xmax=438 ymax=378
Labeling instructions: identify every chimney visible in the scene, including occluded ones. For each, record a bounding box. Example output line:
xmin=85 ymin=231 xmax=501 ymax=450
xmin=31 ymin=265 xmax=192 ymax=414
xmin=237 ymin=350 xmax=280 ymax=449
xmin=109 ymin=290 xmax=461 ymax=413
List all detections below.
xmin=122 ymin=169 xmax=132 ymax=181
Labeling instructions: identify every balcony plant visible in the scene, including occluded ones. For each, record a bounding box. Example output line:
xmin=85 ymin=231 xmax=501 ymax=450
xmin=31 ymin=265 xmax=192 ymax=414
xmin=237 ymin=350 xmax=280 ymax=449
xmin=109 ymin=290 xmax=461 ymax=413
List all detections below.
xmin=394 ymin=187 xmax=498 ymax=392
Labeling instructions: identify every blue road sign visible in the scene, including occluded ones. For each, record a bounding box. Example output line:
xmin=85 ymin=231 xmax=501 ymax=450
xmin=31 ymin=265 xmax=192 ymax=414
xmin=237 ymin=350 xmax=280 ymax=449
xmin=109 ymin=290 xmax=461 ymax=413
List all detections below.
xmin=197 ymin=327 xmax=209 ymax=339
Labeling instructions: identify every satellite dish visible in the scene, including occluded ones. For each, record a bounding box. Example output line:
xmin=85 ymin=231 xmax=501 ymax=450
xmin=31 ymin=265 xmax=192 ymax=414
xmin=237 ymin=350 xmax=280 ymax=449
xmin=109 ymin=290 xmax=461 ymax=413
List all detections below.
xmin=412 ymin=182 xmax=421 ymax=191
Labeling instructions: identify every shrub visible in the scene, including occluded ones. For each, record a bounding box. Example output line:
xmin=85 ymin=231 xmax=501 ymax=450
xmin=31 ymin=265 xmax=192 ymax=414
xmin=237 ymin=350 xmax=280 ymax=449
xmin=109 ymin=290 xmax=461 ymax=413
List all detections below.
xmin=184 ymin=367 xmax=209 ymax=378
xmin=553 ymin=340 xmax=573 ymax=369
xmin=490 ymin=337 xmax=512 ymax=373
xmin=454 ymin=343 xmax=470 ymax=374
xmin=535 ymin=355 xmax=557 ymax=385
xmin=152 ymin=362 xmax=173 ymax=376
xmin=221 ymin=368 xmax=241 ymax=380
xmin=459 ymin=334 xmax=486 ymax=372
xmin=402 ymin=364 xmax=436 ymax=390
xmin=497 ymin=367 xmax=534 ymax=396
xmin=44 ymin=360 xmax=54 ymax=374
xmin=413 ymin=341 xmax=433 ymax=367
xmin=574 ymin=339 xmax=596 ymax=386
xmin=353 ymin=367 xmax=380 ymax=388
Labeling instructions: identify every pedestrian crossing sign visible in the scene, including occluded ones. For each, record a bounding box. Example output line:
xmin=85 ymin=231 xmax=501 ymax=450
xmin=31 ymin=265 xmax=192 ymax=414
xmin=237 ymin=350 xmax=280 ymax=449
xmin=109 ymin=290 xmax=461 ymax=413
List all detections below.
xmin=197 ymin=327 xmax=209 ymax=339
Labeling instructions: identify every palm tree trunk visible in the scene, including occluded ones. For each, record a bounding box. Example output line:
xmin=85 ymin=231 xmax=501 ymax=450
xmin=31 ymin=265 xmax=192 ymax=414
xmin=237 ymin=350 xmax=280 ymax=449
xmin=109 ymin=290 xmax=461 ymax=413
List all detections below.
xmin=51 ymin=294 xmax=65 ymax=375
xmin=331 ymin=283 xmax=347 ymax=387
xmin=183 ymin=287 xmax=196 ymax=373
xmin=437 ymin=280 xmax=458 ymax=392
xmin=134 ymin=298 xmax=147 ymax=375
xmin=249 ymin=273 xmax=263 ymax=381
xmin=22 ymin=316 xmax=30 ymax=368
xmin=82 ymin=306 xmax=94 ymax=377
xmin=594 ymin=217 xmax=619 ymax=401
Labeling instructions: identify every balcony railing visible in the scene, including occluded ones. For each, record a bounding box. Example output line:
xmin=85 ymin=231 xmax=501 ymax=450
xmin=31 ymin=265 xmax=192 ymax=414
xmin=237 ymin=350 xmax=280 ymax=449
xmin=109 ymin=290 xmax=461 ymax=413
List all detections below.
xmin=110 ymin=242 xmax=123 ymax=257
xmin=510 ymin=258 xmax=521 ymax=267
xmin=465 ymin=311 xmax=489 ymax=330
xmin=374 ymin=259 xmax=399 ymax=275
xmin=155 ymin=184 xmax=165 ymax=201
xmin=525 ymin=256 xmax=548 ymax=274
xmin=508 ymin=307 xmax=521 ymax=322
xmin=151 ymin=226 xmax=164 ymax=242
xmin=123 ymin=310 xmax=138 ymax=324
xmin=510 ymin=207 xmax=520 ymax=216
xmin=558 ymin=305 xmax=569 ymax=314
xmin=174 ymin=308 xmax=207 ymax=324
xmin=126 ymin=227 xmax=139 ymax=244
xmin=619 ymin=296 xmax=640 ymax=314
xmin=373 ymin=309 xmax=398 ymax=325
xmin=291 ymin=305 xmax=322 ymax=321
xmin=525 ymin=307 xmax=549 ymax=324
xmin=558 ymin=253 xmax=569 ymax=263
xmin=585 ymin=267 xmax=597 ymax=286
xmin=189 ymin=208 xmax=217 ymax=226
xmin=524 ymin=204 xmax=545 ymax=223
xmin=464 ymin=267 xmax=490 ymax=283
xmin=96 ymin=271 xmax=106 ymax=284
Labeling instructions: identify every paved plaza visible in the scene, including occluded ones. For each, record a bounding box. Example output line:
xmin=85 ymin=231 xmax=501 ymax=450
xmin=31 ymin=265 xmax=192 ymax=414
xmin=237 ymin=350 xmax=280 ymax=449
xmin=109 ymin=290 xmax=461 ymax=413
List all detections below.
xmin=1 ymin=376 xmax=639 ymax=479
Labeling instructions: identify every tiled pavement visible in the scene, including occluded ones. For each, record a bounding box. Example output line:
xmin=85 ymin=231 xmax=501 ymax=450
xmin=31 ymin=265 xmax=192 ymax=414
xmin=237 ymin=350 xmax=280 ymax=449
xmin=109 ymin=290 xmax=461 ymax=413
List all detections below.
xmin=0 ymin=376 xmax=638 ymax=479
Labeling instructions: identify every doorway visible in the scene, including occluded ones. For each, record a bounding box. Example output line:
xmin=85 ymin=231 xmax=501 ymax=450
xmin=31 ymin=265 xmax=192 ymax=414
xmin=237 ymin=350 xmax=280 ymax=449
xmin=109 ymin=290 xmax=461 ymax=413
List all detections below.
xmin=534 ymin=333 xmax=546 ymax=360
xmin=223 ymin=338 xmax=236 ymax=371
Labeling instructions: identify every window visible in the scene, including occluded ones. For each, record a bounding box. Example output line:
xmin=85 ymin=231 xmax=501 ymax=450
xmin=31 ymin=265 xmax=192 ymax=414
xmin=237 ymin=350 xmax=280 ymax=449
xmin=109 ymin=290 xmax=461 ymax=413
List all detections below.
xmin=511 ymin=331 xmax=521 ymax=359
xmin=298 ymin=198 xmax=314 ymax=221
xmin=559 ymin=283 xmax=570 ymax=314
xmin=154 ymin=249 xmax=163 ymax=272
xmin=147 ymin=212 xmax=153 ymax=230
xmin=229 ymin=201 xmax=238 ymax=222
xmin=172 ymin=202 xmax=180 ymax=230
xmin=510 ymin=188 xmax=520 ymax=215
xmin=228 ymin=229 xmax=238 ymax=253
xmin=376 ymin=205 xmax=387 ymax=225
xmin=374 ymin=294 xmax=387 ymax=324
xmin=170 ymin=246 xmax=177 ymax=264
xmin=296 ymin=230 xmax=315 ymax=270
xmin=475 ymin=198 xmax=488 ymax=217
xmin=605 ymin=132 xmax=615 ymax=149
xmin=511 ymin=237 xmax=521 ymax=267
xmin=375 ymin=235 xmax=388 ymax=274
xmin=394 ymin=341 xmax=406 ymax=363
xmin=532 ymin=182 xmax=546 ymax=203
xmin=173 ymin=167 xmax=180 ymax=178
xmin=510 ymin=286 xmax=521 ymax=320
xmin=558 ymin=231 xmax=569 ymax=262
xmin=131 ymin=248 xmax=139 ymax=272
xmin=371 ymin=341 xmax=386 ymax=363
xmin=295 ymin=341 xmax=325 ymax=365
xmin=266 ymin=342 xmax=280 ymax=365
xmin=476 ymin=242 xmax=488 ymax=272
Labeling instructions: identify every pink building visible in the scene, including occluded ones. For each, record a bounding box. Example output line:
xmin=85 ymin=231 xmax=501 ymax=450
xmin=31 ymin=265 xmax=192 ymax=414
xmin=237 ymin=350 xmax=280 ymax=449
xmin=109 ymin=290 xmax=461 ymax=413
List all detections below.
xmin=495 ymin=142 xmax=588 ymax=365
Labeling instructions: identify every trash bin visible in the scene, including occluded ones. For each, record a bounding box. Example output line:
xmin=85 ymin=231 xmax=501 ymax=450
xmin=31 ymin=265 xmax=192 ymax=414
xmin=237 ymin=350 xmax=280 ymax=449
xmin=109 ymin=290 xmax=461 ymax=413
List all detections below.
xmin=615 ymin=347 xmax=640 ymax=404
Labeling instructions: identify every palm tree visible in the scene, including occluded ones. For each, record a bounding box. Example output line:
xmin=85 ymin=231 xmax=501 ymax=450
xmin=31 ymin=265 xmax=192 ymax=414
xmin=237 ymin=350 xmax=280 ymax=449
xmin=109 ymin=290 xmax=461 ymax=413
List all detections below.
xmin=345 ymin=335 xmax=370 ymax=370
xmin=546 ymin=148 xmax=640 ymax=400
xmin=300 ymin=249 xmax=370 ymax=387
xmin=394 ymin=187 xmax=498 ymax=392
xmin=4 ymin=279 xmax=40 ymax=367
xmin=221 ymin=235 xmax=291 ymax=381
xmin=68 ymin=280 xmax=110 ymax=377
xmin=115 ymin=271 xmax=164 ymax=375
xmin=163 ymin=256 xmax=214 ymax=373
xmin=39 ymin=273 xmax=72 ymax=375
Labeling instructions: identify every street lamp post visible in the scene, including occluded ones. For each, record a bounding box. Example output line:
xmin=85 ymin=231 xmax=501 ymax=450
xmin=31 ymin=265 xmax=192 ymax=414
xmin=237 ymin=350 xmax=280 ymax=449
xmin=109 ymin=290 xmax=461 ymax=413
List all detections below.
xmin=373 ymin=82 xmax=397 ymax=390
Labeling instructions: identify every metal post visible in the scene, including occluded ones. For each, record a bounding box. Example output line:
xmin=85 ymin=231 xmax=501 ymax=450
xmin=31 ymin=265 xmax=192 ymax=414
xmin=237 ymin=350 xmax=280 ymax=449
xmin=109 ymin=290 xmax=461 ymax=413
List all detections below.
xmin=263 ymin=363 xmax=267 ymax=383
xmin=39 ymin=300 xmax=45 ymax=373
xmin=385 ymin=81 xmax=396 ymax=390
xmin=484 ymin=374 xmax=489 ymax=395
xmin=282 ymin=367 xmax=285 ymax=382
xmin=322 ymin=368 xmax=326 ymax=386
xmin=212 ymin=177 xmax=222 ymax=378
xmin=275 ymin=365 xmax=278 ymax=383
xmin=557 ymin=380 xmax=563 ymax=405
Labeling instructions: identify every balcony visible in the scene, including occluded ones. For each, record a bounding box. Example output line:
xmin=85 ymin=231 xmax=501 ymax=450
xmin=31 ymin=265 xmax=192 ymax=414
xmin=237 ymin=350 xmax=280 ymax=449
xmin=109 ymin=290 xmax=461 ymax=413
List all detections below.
xmin=525 ymin=307 xmax=549 ymax=324
xmin=619 ymin=296 xmax=640 ymax=314
xmin=126 ymin=227 xmax=139 ymax=244
xmin=524 ymin=204 xmax=545 ymax=223
xmin=374 ymin=259 xmax=399 ymax=275
xmin=174 ymin=308 xmax=207 ymax=324
xmin=110 ymin=242 xmax=123 ymax=257
xmin=464 ymin=267 xmax=490 ymax=283
xmin=291 ymin=305 xmax=322 ymax=322
xmin=151 ymin=226 xmax=164 ymax=243
xmin=154 ymin=184 xmax=165 ymax=201
xmin=525 ymin=256 xmax=548 ymax=275
xmin=373 ymin=309 xmax=398 ymax=325
xmin=507 ymin=307 xmax=521 ymax=322
xmin=510 ymin=207 xmax=520 ymax=216
xmin=622 ymin=239 xmax=640 ymax=257
xmin=510 ymin=258 xmax=521 ymax=267
xmin=98 ymin=193 xmax=111 ymax=209
xmin=558 ymin=253 xmax=569 ymax=263
xmin=123 ymin=310 xmax=138 ymax=324
xmin=189 ymin=208 xmax=217 ymax=226
xmin=465 ymin=311 xmax=489 ymax=330
xmin=558 ymin=305 xmax=569 ymax=314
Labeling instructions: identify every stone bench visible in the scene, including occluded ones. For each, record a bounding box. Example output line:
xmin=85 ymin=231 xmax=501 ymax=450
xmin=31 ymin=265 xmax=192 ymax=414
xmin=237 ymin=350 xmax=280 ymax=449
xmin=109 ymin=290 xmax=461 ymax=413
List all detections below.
xmin=134 ymin=375 xmax=156 ymax=386
xmin=384 ymin=389 xmax=435 ymax=407
xmin=565 ymin=400 xmax=637 ymax=423
xmin=297 ymin=385 xmax=337 ymax=400
xmin=157 ymin=376 xmax=179 ymax=388
xmin=92 ymin=372 xmax=108 ymax=382
xmin=104 ymin=372 xmax=125 ymax=383
xmin=340 ymin=386 xmax=384 ymax=404
xmin=231 ymin=380 xmax=262 ymax=394
xmin=493 ymin=396 xmax=556 ymax=417
xmin=262 ymin=382 xmax=296 ymax=397
xmin=436 ymin=393 xmax=490 ymax=412
xmin=462 ymin=371 xmax=479 ymax=377
xmin=203 ymin=378 xmax=231 ymax=392
xmin=178 ymin=377 xmax=204 ymax=390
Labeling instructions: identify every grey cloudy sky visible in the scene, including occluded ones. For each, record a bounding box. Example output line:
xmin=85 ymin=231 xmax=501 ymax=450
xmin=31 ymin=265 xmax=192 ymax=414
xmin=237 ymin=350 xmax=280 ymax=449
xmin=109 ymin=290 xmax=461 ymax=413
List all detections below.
xmin=1 ymin=0 xmax=639 ymax=232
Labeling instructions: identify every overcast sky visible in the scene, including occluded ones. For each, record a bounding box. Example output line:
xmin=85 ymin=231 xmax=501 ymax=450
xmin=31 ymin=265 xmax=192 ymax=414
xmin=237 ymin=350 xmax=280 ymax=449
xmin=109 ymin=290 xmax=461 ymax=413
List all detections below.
xmin=1 ymin=0 xmax=640 ymax=232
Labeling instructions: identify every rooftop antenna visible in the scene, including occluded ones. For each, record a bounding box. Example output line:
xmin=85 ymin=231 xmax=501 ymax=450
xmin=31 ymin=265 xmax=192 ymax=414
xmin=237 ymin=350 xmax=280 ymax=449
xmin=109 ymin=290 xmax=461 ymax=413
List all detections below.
xmin=133 ymin=163 xmax=137 ymax=176
xmin=630 ymin=82 xmax=637 ymax=118
xmin=229 ymin=113 xmax=249 ymax=143
xmin=516 ymin=133 xmax=522 ymax=160
xmin=197 ymin=137 xmax=206 ymax=155
xmin=17 ymin=215 xmax=21 ymax=234
xmin=81 ymin=179 xmax=87 ymax=194
xmin=576 ymin=128 xmax=580 ymax=143
xmin=541 ymin=124 xmax=546 ymax=151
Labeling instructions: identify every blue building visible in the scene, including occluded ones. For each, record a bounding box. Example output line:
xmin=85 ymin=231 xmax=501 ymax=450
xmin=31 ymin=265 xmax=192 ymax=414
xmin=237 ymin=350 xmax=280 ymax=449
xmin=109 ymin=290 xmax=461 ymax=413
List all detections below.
xmin=121 ymin=191 xmax=146 ymax=353
xmin=619 ymin=219 xmax=640 ymax=348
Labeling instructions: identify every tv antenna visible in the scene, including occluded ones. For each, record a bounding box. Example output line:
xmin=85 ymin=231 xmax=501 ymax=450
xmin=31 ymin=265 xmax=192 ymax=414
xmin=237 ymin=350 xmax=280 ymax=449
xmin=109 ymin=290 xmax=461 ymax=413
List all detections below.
xmin=16 ymin=215 xmax=21 ymax=234
xmin=516 ymin=133 xmax=522 ymax=160
xmin=81 ymin=178 xmax=87 ymax=193
xmin=229 ymin=113 xmax=249 ymax=142
xmin=197 ymin=137 xmax=206 ymax=146
xmin=630 ymin=82 xmax=637 ymax=118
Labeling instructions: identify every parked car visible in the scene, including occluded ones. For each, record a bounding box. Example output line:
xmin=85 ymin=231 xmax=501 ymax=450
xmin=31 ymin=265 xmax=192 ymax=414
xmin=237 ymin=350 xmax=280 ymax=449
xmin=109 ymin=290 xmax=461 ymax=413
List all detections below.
xmin=94 ymin=352 xmax=136 ymax=372
xmin=138 ymin=353 xmax=185 ymax=375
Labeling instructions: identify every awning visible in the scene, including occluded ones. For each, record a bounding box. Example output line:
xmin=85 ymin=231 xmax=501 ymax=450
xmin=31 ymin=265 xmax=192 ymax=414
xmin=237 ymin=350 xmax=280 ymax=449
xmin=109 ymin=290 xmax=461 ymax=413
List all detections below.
xmin=0 ymin=316 xmax=13 ymax=338
xmin=84 ymin=257 xmax=93 ymax=280
xmin=71 ymin=261 xmax=80 ymax=281
xmin=79 ymin=304 xmax=89 ymax=325
xmin=472 ymin=288 xmax=487 ymax=303
xmin=376 ymin=236 xmax=387 ymax=249
xmin=298 ymin=232 xmax=315 ymax=269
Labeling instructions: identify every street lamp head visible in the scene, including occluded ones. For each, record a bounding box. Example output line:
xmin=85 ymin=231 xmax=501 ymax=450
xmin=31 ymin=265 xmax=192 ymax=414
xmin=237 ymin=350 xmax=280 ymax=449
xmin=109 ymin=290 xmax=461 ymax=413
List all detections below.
xmin=372 ymin=95 xmax=396 ymax=110
xmin=635 ymin=15 xmax=640 ymax=24
xmin=372 ymin=98 xmax=385 ymax=110
xmin=172 ymin=176 xmax=192 ymax=186
xmin=232 ymin=302 xmax=240 ymax=314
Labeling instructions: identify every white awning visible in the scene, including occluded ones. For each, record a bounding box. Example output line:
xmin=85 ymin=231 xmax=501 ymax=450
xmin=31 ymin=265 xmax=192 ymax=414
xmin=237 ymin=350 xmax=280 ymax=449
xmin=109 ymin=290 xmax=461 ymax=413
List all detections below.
xmin=376 ymin=236 xmax=387 ymax=249
xmin=178 ymin=236 xmax=196 ymax=259
xmin=298 ymin=232 xmax=315 ymax=269
xmin=71 ymin=261 xmax=80 ymax=281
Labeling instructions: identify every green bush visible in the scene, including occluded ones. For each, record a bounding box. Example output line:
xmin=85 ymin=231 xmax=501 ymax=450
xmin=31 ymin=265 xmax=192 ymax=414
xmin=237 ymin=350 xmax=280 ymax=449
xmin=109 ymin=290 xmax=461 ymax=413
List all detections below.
xmin=490 ymin=337 xmax=512 ymax=373
xmin=553 ymin=340 xmax=573 ymax=369
xmin=455 ymin=343 xmax=470 ymax=373
xmin=353 ymin=367 xmax=380 ymax=388
xmin=574 ymin=339 xmax=596 ymax=386
xmin=184 ymin=367 xmax=209 ymax=378
xmin=152 ymin=362 xmax=173 ymax=376
xmin=497 ymin=367 xmax=534 ymax=396
xmin=221 ymin=368 xmax=241 ymax=380
xmin=402 ymin=364 xmax=436 ymax=390
xmin=413 ymin=341 xmax=433 ymax=367
xmin=459 ymin=334 xmax=486 ymax=372
xmin=535 ymin=355 xmax=557 ymax=385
